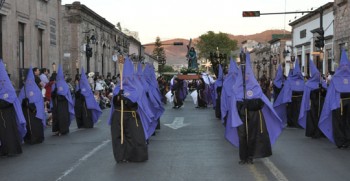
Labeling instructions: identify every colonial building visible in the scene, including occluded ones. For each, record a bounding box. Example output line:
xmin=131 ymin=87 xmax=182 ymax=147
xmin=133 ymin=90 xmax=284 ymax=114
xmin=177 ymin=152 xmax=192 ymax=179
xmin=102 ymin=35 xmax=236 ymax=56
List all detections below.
xmin=62 ymin=1 xmax=130 ymax=78
xmin=268 ymin=37 xmax=292 ymax=77
xmin=289 ymin=2 xmax=334 ymax=76
xmin=0 ymin=0 xmax=62 ymax=89
xmin=333 ymin=0 xmax=350 ymax=61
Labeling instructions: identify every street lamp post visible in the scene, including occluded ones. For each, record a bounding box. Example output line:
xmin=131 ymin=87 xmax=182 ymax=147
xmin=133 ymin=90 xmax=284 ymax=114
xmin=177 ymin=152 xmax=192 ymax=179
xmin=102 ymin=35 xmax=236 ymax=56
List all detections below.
xmin=254 ymin=60 xmax=261 ymax=79
xmin=83 ymin=29 xmax=95 ymax=73
xmin=209 ymin=48 xmax=227 ymax=77
xmin=272 ymin=55 xmax=278 ymax=78
xmin=261 ymin=57 xmax=270 ymax=78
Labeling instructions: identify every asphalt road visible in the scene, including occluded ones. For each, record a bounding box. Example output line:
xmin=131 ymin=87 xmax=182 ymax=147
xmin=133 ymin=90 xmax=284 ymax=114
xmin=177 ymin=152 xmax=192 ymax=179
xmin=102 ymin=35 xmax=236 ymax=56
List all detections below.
xmin=0 ymin=98 xmax=350 ymax=181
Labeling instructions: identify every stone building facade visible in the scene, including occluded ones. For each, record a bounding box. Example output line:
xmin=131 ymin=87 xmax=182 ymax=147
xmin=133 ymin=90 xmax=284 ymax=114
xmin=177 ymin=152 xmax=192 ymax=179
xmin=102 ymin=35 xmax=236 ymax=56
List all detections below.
xmin=333 ymin=0 xmax=350 ymax=61
xmin=62 ymin=1 xmax=130 ymax=78
xmin=0 ymin=0 xmax=62 ymax=89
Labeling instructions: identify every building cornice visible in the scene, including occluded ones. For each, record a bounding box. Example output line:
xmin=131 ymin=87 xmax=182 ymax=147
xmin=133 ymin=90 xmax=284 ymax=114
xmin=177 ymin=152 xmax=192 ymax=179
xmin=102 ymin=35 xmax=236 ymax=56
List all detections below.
xmin=289 ymin=2 xmax=334 ymax=26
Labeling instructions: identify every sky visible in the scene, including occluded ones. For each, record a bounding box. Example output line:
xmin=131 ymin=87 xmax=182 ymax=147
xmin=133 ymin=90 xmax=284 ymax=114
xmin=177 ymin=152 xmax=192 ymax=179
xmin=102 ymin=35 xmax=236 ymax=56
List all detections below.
xmin=62 ymin=0 xmax=332 ymax=44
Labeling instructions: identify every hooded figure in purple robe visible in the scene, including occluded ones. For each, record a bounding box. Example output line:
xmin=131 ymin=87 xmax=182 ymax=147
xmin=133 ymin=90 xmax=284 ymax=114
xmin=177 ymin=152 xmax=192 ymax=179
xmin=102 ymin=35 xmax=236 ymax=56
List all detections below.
xmin=51 ymin=65 xmax=75 ymax=135
xmin=227 ymin=52 xmax=283 ymax=164
xmin=143 ymin=63 xmax=165 ymax=119
xmin=108 ymin=57 xmax=153 ymax=163
xmin=274 ymin=59 xmax=305 ymax=127
xmin=273 ymin=64 xmax=285 ymax=101
xmin=0 ymin=60 xmax=26 ymax=156
xmin=319 ymin=49 xmax=350 ymax=148
xmin=74 ymin=68 xmax=102 ymax=128
xmin=221 ymin=58 xmax=239 ymax=124
xmin=18 ymin=66 xmax=45 ymax=144
xmin=214 ymin=64 xmax=224 ymax=118
xmin=298 ymin=59 xmax=327 ymax=138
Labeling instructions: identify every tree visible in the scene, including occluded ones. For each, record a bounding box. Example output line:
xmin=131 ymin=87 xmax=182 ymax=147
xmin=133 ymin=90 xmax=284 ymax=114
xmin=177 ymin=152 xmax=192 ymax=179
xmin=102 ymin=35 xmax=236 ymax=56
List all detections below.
xmin=162 ymin=65 xmax=174 ymax=72
xmin=152 ymin=36 xmax=166 ymax=65
xmin=196 ymin=31 xmax=238 ymax=63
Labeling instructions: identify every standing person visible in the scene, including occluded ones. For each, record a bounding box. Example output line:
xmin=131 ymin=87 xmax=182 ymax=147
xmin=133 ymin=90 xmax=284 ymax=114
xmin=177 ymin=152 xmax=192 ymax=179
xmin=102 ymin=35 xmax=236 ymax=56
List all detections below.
xmin=143 ymin=63 xmax=165 ymax=130
xmin=39 ymin=68 xmax=50 ymax=87
xmin=75 ymin=68 xmax=102 ymax=128
xmin=108 ymin=58 xmax=150 ymax=163
xmin=274 ymin=59 xmax=305 ymax=127
xmin=171 ymin=78 xmax=184 ymax=109
xmin=214 ymin=64 xmax=224 ymax=118
xmin=87 ymin=72 xmax=95 ymax=91
xmin=319 ymin=49 xmax=350 ymax=149
xmin=196 ymin=78 xmax=207 ymax=108
xmin=18 ymin=66 xmax=45 ymax=144
xmin=227 ymin=52 xmax=283 ymax=164
xmin=298 ymin=60 xmax=327 ymax=138
xmin=51 ymin=65 xmax=75 ymax=136
xmin=272 ymin=64 xmax=285 ymax=102
xmin=260 ymin=74 xmax=271 ymax=100
xmin=0 ymin=60 xmax=26 ymax=156
xmin=33 ymin=67 xmax=43 ymax=90
xmin=221 ymin=58 xmax=239 ymax=124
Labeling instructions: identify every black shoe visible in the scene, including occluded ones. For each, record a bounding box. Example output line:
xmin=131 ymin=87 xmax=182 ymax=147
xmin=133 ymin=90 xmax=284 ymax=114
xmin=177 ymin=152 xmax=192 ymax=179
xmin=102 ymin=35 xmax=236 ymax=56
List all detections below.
xmin=195 ymin=106 xmax=200 ymax=108
xmin=239 ymin=160 xmax=247 ymax=165
xmin=247 ymin=158 xmax=254 ymax=164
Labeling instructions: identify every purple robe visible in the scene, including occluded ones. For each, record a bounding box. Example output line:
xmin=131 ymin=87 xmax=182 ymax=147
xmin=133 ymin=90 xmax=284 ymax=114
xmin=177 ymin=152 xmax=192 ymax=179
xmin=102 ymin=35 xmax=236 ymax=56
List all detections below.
xmin=273 ymin=59 xmax=305 ymax=125
xmin=273 ymin=64 xmax=284 ymax=88
xmin=319 ymin=49 xmax=350 ymax=143
xmin=221 ymin=59 xmax=239 ymax=123
xmin=77 ymin=68 xmax=102 ymax=124
xmin=0 ymin=60 xmax=26 ymax=138
xmin=108 ymin=58 xmax=156 ymax=140
xmin=298 ymin=59 xmax=327 ymax=128
xmin=143 ymin=63 xmax=165 ymax=119
xmin=226 ymin=53 xmax=283 ymax=147
xmin=18 ymin=66 xmax=46 ymax=126
xmin=51 ymin=65 xmax=75 ymax=122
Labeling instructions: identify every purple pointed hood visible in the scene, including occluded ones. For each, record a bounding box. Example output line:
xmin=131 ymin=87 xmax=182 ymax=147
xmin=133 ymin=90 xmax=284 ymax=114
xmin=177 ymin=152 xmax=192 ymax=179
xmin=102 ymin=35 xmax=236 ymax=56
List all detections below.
xmin=52 ymin=65 xmax=75 ymax=121
xmin=233 ymin=53 xmax=262 ymax=100
xmin=226 ymin=53 xmax=283 ymax=147
xmin=215 ymin=64 xmax=224 ymax=87
xmin=319 ymin=49 xmax=350 ymax=143
xmin=298 ymin=59 xmax=327 ymax=128
xmin=0 ymin=60 xmax=26 ymax=138
xmin=79 ymin=67 xmax=102 ymax=123
xmin=108 ymin=58 xmax=156 ymax=140
xmin=273 ymin=64 xmax=284 ymax=88
xmin=306 ymin=59 xmax=327 ymax=89
xmin=18 ymin=66 xmax=45 ymax=124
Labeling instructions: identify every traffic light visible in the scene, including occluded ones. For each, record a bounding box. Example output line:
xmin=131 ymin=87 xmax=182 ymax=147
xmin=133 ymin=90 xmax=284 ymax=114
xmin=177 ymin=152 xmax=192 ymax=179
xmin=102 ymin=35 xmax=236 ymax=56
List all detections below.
xmin=315 ymin=29 xmax=324 ymax=49
xmin=242 ymin=11 xmax=260 ymax=17
xmin=85 ymin=44 xmax=93 ymax=58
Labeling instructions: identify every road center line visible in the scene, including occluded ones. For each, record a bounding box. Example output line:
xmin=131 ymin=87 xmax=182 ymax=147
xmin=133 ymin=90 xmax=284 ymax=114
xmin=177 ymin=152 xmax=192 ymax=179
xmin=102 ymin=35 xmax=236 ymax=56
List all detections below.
xmin=55 ymin=139 xmax=111 ymax=181
xmin=262 ymin=158 xmax=289 ymax=181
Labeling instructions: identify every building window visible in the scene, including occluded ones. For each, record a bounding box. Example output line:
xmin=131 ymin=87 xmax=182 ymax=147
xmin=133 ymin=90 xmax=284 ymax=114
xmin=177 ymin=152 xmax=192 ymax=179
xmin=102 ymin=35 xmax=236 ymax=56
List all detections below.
xmin=18 ymin=23 xmax=25 ymax=68
xmin=38 ymin=29 xmax=43 ymax=68
xmin=300 ymin=29 xmax=306 ymax=39
xmin=327 ymin=49 xmax=333 ymax=72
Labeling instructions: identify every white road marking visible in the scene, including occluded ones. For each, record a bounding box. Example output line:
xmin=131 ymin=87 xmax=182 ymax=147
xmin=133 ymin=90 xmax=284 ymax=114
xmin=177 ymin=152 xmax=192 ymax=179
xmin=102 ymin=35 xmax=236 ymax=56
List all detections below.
xmin=164 ymin=117 xmax=189 ymax=129
xmin=262 ymin=158 xmax=289 ymax=181
xmin=55 ymin=139 xmax=111 ymax=181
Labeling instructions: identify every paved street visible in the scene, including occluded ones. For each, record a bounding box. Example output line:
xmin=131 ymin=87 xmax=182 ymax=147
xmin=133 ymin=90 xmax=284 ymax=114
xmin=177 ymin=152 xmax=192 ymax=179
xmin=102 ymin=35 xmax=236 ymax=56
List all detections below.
xmin=0 ymin=98 xmax=350 ymax=181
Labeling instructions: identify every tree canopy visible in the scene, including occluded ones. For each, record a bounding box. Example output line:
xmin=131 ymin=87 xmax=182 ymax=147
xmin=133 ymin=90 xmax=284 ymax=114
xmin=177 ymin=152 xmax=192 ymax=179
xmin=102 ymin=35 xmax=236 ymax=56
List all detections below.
xmin=152 ymin=36 xmax=166 ymax=65
xmin=196 ymin=31 xmax=238 ymax=60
